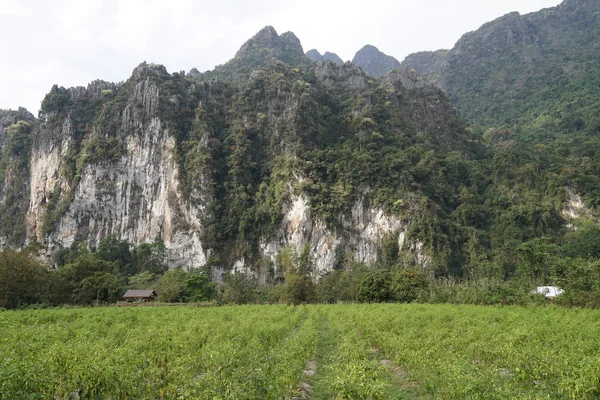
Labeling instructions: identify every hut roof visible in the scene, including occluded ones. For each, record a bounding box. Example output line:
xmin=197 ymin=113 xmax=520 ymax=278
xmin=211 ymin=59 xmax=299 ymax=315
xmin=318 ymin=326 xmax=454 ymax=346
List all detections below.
xmin=123 ymin=290 xmax=157 ymax=298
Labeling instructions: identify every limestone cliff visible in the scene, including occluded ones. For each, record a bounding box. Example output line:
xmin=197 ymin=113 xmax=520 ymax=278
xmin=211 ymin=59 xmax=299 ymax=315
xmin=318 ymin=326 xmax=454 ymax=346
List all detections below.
xmin=3 ymin=27 xmax=480 ymax=279
xmin=27 ymin=65 xmax=209 ymax=268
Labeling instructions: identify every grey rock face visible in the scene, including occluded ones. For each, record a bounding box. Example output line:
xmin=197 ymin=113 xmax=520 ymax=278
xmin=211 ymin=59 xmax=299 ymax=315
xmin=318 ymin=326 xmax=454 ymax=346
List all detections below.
xmin=314 ymin=61 xmax=367 ymax=90
xmin=399 ymin=50 xmax=449 ymax=83
xmin=259 ymin=194 xmax=430 ymax=277
xmin=305 ymin=49 xmax=323 ymax=62
xmin=231 ymin=26 xmax=307 ymax=68
xmin=26 ymin=65 xmax=209 ymax=269
xmin=352 ymin=45 xmax=400 ymax=77
xmin=323 ymin=52 xmax=344 ymax=65
xmin=306 ymin=49 xmax=344 ymax=65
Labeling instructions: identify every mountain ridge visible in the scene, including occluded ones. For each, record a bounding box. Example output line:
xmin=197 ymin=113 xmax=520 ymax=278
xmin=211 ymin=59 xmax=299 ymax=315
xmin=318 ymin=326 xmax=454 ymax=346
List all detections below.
xmin=1 ymin=0 xmax=599 ymax=287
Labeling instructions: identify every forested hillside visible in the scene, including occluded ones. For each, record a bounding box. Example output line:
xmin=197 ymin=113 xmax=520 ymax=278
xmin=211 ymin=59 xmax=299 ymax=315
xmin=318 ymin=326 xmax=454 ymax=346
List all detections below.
xmin=2 ymin=0 xmax=600 ymax=308
xmin=398 ymin=0 xmax=600 ymax=300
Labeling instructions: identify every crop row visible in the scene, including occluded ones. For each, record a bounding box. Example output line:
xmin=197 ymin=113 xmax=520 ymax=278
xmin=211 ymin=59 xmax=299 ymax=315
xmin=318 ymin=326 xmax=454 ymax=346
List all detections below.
xmin=1 ymin=304 xmax=600 ymax=399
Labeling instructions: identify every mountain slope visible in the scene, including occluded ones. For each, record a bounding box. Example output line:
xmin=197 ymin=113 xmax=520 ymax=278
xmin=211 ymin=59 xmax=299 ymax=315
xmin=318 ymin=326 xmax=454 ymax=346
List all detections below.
xmin=401 ymin=0 xmax=600 ymax=129
xmin=0 ymin=26 xmax=483 ymax=279
xmin=306 ymin=49 xmax=344 ymax=65
xmin=399 ymin=0 xmax=600 ymax=274
xmin=0 ymin=108 xmax=37 ymax=246
xmin=208 ymin=26 xmax=311 ymax=78
xmin=353 ymin=45 xmax=401 ymax=77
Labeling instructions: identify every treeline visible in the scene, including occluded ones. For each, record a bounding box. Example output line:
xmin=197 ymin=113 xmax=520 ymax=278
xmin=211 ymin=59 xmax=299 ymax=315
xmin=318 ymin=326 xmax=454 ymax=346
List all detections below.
xmin=0 ymin=237 xmax=214 ymax=309
xmin=2 ymin=228 xmax=600 ymax=309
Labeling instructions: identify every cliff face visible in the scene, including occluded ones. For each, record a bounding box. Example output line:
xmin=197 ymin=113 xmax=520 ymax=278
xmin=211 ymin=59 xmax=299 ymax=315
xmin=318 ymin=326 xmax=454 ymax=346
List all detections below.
xmin=26 ymin=65 xmax=210 ymax=268
xmin=1 ymin=26 xmax=478 ymax=278
xmin=352 ymin=45 xmax=401 ymax=77
xmin=258 ymin=194 xmax=430 ymax=277
xmin=0 ymin=109 xmax=37 ymax=246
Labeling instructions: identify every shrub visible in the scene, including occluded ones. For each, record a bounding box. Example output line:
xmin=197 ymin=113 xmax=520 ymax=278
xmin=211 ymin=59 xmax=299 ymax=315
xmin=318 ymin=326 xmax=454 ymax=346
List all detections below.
xmin=391 ymin=268 xmax=427 ymax=302
xmin=357 ymin=270 xmax=392 ymax=303
xmin=223 ymin=273 xmax=257 ymax=304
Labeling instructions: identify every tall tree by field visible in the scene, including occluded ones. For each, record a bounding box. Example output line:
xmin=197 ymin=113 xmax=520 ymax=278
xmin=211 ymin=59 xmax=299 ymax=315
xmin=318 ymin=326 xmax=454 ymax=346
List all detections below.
xmin=0 ymin=250 xmax=47 ymax=309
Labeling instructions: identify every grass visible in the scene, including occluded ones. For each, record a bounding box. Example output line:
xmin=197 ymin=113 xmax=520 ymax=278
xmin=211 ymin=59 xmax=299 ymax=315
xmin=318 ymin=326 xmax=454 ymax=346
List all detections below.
xmin=1 ymin=304 xmax=599 ymax=399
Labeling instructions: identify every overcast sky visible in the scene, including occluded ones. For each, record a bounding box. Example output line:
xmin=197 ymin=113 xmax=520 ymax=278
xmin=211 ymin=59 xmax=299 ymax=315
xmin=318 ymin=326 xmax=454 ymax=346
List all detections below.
xmin=1 ymin=0 xmax=561 ymax=114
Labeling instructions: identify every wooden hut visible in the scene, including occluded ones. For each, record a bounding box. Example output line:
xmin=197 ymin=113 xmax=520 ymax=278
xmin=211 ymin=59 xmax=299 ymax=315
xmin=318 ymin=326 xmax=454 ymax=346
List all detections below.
xmin=122 ymin=290 xmax=158 ymax=302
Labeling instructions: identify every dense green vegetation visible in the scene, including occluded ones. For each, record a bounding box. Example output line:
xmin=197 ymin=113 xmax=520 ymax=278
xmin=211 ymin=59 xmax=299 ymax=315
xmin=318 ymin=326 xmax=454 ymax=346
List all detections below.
xmin=0 ymin=237 xmax=216 ymax=308
xmin=396 ymin=0 xmax=600 ymax=286
xmin=0 ymin=108 xmax=37 ymax=246
xmin=1 ymin=304 xmax=599 ymax=399
xmin=2 ymin=222 xmax=600 ymax=308
xmin=2 ymin=4 xmax=600 ymax=310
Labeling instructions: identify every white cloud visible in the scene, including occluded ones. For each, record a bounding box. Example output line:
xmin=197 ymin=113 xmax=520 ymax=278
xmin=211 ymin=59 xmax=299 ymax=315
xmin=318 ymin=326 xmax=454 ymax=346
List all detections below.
xmin=0 ymin=0 xmax=561 ymax=113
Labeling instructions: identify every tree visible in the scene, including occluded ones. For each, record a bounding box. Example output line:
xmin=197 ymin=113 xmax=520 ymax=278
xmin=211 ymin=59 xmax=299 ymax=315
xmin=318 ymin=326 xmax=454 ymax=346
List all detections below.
xmin=59 ymin=252 xmax=119 ymax=303
xmin=156 ymin=268 xmax=186 ymax=302
xmin=516 ymin=237 xmax=560 ymax=282
xmin=223 ymin=273 xmax=257 ymax=304
xmin=357 ymin=270 xmax=392 ymax=303
xmin=0 ymin=250 xmax=47 ymax=309
xmin=378 ymin=233 xmax=399 ymax=268
xmin=563 ymin=224 xmax=600 ymax=260
xmin=73 ymin=272 xmax=124 ymax=305
xmin=391 ymin=268 xmax=427 ymax=303
xmin=279 ymin=245 xmax=316 ymax=305
xmin=316 ymin=270 xmax=357 ymax=303
xmin=182 ymin=269 xmax=216 ymax=302
xmin=97 ymin=235 xmax=133 ymax=276
xmin=132 ymin=240 xmax=167 ymax=275
xmin=128 ymin=271 xmax=158 ymax=289
xmin=61 ymin=252 xmax=118 ymax=283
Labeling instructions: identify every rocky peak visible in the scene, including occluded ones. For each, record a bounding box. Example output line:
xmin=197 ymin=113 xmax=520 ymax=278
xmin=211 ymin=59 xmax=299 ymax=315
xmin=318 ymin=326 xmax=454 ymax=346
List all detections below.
xmin=131 ymin=62 xmax=170 ymax=82
xmin=323 ymin=52 xmax=344 ymax=65
xmin=400 ymin=50 xmax=449 ymax=83
xmin=352 ymin=45 xmax=400 ymax=77
xmin=314 ymin=61 xmax=367 ymax=90
xmin=306 ymin=49 xmax=323 ymax=61
xmin=232 ymin=26 xmax=306 ymax=67
xmin=280 ymin=31 xmax=302 ymax=50
xmin=306 ymin=49 xmax=344 ymax=65
xmin=235 ymin=26 xmax=279 ymax=57
xmin=0 ymin=107 xmax=36 ymax=128
xmin=66 ymin=80 xmax=117 ymax=102
xmin=188 ymin=68 xmax=201 ymax=79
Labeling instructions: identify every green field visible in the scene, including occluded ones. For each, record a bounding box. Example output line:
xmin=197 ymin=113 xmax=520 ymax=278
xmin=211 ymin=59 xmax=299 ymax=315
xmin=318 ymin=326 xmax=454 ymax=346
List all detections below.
xmin=1 ymin=304 xmax=599 ymax=399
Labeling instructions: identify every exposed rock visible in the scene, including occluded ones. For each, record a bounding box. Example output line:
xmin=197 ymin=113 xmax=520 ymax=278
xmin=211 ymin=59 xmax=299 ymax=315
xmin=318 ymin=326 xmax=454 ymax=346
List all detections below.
xmin=399 ymin=50 xmax=449 ymax=83
xmin=352 ymin=45 xmax=400 ymax=77
xmin=562 ymin=188 xmax=596 ymax=228
xmin=26 ymin=64 xmax=209 ymax=269
xmin=305 ymin=49 xmax=323 ymax=62
xmin=260 ymin=194 xmax=430 ymax=276
xmin=314 ymin=61 xmax=367 ymax=90
xmin=222 ymin=26 xmax=309 ymax=74
xmin=9 ymin=26 xmax=473 ymax=278
xmin=306 ymin=49 xmax=344 ymax=65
